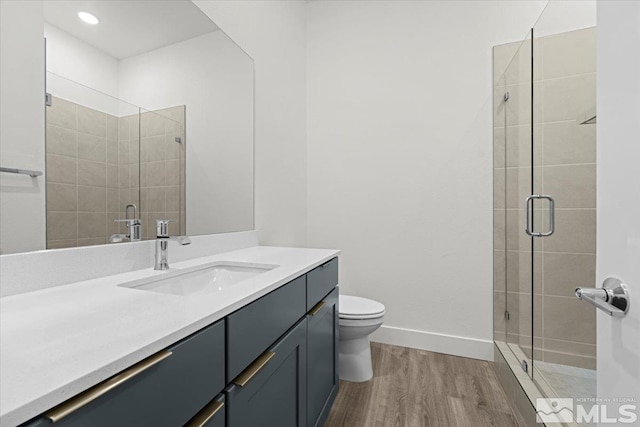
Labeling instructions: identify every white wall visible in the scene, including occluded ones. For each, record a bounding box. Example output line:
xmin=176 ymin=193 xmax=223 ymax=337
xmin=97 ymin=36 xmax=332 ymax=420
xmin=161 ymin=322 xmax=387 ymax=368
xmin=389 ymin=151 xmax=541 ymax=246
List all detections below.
xmin=44 ymin=22 xmax=120 ymax=116
xmin=596 ymin=0 xmax=640 ymax=414
xmin=306 ymin=0 xmax=547 ymax=360
xmin=118 ymin=31 xmax=254 ymax=235
xmin=532 ymin=0 xmax=597 ymax=37
xmin=193 ymin=0 xmax=308 ymax=247
xmin=0 ymin=1 xmax=46 ymax=255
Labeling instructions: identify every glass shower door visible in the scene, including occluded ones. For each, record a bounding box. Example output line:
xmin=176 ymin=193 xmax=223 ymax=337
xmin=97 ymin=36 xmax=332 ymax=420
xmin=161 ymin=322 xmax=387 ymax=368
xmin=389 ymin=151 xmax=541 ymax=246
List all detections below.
xmin=494 ymin=30 xmax=535 ymax=377
xmin=493 ymin=2 xmax=598 ymax=424
xmin=139 ymin=107 xmax=186 ymax=239
xmin=531 ymin=2 xmax=597 ymax=404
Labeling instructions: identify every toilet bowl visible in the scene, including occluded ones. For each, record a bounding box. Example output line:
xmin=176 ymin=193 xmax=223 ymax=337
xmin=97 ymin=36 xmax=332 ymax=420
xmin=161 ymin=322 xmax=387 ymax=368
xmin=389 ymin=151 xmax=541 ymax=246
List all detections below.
xmin=338 ymin=294 xmax=385 ymax=382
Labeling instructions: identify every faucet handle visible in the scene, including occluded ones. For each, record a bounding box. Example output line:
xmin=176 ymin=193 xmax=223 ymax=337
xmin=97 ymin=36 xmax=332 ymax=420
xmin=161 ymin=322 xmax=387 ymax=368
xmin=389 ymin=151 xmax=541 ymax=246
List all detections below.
xmin=155 ymin=219 xmax=175 ymax=237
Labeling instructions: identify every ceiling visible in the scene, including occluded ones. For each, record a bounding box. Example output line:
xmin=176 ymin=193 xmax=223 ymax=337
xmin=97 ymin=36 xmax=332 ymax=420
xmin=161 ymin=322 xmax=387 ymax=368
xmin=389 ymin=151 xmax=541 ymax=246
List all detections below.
xmin=44 ymin=1 xmax=219 ymax=59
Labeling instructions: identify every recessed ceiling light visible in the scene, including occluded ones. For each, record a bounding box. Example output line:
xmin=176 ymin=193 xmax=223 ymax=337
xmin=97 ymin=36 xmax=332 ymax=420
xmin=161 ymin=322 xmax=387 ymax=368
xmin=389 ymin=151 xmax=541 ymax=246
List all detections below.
xmin=78 ymin=11 xmax=99 ymax=25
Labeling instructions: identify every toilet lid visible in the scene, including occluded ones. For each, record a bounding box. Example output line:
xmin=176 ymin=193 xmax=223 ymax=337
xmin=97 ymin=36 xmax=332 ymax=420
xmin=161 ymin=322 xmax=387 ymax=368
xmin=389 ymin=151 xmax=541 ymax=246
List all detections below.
xmin=339 ymin=295 xmax=385 ymax=319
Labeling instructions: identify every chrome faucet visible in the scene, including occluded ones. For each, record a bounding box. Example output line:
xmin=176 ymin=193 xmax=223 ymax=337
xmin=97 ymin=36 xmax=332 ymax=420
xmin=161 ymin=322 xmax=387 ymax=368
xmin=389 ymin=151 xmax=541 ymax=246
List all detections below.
xmin=154 ymin=219 xmax=191 ymax=270
xmin=110 ymin=204 xmax=142 ymax=243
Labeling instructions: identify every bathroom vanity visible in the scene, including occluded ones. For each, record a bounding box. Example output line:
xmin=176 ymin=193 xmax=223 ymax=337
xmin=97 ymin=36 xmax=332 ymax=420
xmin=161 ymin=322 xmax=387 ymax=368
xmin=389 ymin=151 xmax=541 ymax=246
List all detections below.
xmin=1 ymin=246 xmax=339 ymax=427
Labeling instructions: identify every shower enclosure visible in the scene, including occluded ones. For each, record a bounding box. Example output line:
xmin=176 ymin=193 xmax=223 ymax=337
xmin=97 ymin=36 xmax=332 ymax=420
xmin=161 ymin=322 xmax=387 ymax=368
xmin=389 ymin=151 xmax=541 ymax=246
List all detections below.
xmin=45 ymin=72 xmax=186 ymax=249
xmin=493 ymin=1 xmax=597 ymax=424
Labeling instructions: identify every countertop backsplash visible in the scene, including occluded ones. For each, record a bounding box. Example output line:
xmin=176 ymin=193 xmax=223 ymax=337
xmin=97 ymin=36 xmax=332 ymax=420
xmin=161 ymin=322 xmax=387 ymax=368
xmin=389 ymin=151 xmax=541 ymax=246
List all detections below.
xmin=0 ymin=231 xmax=259 ymax=297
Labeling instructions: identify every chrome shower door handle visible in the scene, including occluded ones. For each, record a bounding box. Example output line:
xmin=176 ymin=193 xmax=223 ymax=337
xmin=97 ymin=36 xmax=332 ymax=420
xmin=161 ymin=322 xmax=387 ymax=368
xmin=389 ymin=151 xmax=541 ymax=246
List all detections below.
xmin=539 ymin=195 xmax=555 ymax=236
xmin=524 ymin=195 xmax=555 ymax=237
xmin=524 ymin=195 xmax=535 ymax=236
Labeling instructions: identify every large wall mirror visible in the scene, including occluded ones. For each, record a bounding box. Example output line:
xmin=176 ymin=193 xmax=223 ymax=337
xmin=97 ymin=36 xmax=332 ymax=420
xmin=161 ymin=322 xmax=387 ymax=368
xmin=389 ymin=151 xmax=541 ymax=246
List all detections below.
xmin=0 ymin=0 xmax=254 ymax=254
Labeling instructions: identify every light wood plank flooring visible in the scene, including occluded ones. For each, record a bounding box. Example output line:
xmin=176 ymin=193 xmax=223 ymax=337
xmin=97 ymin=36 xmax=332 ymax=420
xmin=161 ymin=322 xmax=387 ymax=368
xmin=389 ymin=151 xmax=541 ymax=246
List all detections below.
xmin=325 ymin=343 xmax=525 ymax=427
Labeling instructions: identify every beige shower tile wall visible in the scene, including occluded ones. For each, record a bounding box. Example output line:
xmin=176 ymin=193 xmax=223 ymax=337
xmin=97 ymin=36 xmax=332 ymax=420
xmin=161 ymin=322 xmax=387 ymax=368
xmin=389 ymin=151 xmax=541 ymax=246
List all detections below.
xmin=138 ymin=106 xmax=186 ymax=239
xmin=46 ymin=96 xmax=119 ymax=248
xmin=493 ymin=27 xmax=596 ymax=370
xmin=537 ymin=27 xmax=597 ymax=370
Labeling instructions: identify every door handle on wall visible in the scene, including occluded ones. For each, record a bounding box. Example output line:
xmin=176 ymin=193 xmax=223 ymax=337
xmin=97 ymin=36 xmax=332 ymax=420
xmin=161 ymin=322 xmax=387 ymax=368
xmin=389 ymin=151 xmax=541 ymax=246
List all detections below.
xmin=575 ymin=277 xmax=630 ymax=317
xmin=524 ymin=195 xmax=555 ymax=237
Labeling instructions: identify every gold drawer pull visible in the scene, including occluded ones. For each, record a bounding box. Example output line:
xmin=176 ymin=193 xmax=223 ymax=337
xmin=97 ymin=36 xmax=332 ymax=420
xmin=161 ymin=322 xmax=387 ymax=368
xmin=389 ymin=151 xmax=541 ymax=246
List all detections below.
xmin=45 ymin=350 xmax=173 ymax=422
xmin=308 ymin=301 xmax=326 ymax=316
xmin=232 ymin=351 xmax=276 ymax=387
xmin=185 ymin=399 xmax=225 ymax=427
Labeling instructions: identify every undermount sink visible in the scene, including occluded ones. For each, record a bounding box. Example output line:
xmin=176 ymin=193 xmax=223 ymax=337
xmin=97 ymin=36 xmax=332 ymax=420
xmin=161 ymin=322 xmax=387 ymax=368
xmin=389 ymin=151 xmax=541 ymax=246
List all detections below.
xmin=119 ymin=261 xmax=277 ymax=296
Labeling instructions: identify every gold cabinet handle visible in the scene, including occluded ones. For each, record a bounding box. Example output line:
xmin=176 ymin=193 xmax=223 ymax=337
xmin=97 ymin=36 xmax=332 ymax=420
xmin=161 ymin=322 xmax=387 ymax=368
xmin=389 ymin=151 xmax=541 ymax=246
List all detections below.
xmin=185 ymin=399 xmax=225 ymax=427
xmin=308 ymin=301 xmax=326 ymax=316
xmin=45 ymin=350 xmax=172 ymax=422
xmin=232 ymin=351 xmax=276 ymax=387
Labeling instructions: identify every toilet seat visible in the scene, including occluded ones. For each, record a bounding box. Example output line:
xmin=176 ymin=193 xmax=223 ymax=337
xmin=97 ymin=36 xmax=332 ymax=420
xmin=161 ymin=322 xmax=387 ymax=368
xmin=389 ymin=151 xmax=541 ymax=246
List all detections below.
xmin=339 ymin=316 xmax=384 ymax=327
xmin=339 ymin=295 xmax=385 ymax=320
xmin=340 ymin=312 xmax=385 ymax=320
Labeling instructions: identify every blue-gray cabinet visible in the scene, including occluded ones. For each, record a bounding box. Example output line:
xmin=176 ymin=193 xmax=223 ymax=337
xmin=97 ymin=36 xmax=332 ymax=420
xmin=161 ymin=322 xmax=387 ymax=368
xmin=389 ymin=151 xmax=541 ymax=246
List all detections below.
xmin=306 ymin=258 xmax=338 ymax=311
xmin=226 ymin=276 xmax=306 ymax=383
xmin=20 ymin=257 xmax=339 ymax=427
xmin=226 ymin=319 xmax=308 ymax=427
xmin=22 ymin=320 xmax=225 ymax=427
xmin=306 ymin=287 xmax=339 ymax=427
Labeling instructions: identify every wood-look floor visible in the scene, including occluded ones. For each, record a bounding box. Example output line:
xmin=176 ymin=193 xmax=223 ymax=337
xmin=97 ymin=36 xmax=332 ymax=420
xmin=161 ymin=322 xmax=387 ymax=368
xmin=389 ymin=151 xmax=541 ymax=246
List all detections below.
xmin=325 ymin=343 xmax=525 ymax=427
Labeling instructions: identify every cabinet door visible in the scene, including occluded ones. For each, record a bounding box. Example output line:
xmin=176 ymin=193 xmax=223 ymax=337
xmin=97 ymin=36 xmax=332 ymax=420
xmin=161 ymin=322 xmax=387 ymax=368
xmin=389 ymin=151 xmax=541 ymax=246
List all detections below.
xmin=227 ymin=318 xmax=307 ymax=427
xmin=21 ymin=320 xmax=225 ymax=427
xmin=307 ymin=287 xmax=339 ymax=427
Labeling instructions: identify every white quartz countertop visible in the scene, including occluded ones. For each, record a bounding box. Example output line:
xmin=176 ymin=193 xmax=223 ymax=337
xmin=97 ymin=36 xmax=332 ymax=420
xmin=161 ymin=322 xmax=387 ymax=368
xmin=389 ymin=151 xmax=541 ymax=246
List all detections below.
xmin=0 ymin=246 xmax=339 ymax=427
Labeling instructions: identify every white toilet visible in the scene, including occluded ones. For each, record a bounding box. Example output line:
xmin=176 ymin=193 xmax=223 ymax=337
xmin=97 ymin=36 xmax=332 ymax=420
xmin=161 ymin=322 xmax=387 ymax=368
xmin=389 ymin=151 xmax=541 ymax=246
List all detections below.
xmin=338 ymin=294 xmax=385 ymax=382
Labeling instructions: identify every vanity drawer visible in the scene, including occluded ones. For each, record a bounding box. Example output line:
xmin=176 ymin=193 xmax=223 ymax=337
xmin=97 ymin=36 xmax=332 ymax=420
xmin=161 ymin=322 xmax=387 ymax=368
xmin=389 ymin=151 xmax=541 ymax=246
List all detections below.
xmin=227 ymin=276 xmax=306 ymax=382
xmin=23 ymin=320 xmax=225 ymax=427
xmin=306 ymin=257 xmax=338 ymax=310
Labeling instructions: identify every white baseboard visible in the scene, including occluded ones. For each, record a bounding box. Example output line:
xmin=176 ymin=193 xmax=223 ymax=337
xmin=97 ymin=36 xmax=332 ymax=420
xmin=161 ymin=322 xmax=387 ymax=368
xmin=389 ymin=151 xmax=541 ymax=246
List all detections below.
xmin=370 ymin=325 xmax=494 ymax=361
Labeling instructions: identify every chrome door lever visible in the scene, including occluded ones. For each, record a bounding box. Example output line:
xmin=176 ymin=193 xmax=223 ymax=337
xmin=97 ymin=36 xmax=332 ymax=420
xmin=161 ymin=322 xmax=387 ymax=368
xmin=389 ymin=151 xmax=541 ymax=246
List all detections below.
xmin=575 ymin=277 xmax=630 ymax=317
xmin=524 ymin=195 xmax=555 ymax=237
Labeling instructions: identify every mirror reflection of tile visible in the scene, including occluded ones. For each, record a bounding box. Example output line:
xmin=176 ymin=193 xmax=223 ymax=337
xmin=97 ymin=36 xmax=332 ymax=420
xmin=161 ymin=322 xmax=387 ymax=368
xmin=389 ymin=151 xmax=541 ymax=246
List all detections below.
xmin=45 ymin=96 xmax=185 ymax=248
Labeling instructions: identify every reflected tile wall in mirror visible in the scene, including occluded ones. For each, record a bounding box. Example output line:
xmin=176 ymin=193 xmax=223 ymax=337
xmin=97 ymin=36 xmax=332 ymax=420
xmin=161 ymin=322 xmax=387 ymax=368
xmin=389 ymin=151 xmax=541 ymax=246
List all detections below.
xmin=45 ymin=98 xmax=190 ymax=247
xmin=45 ymin=95 xmax=140 ymax=248
xmin=139 ymin=107 xmax=186 ymax=239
